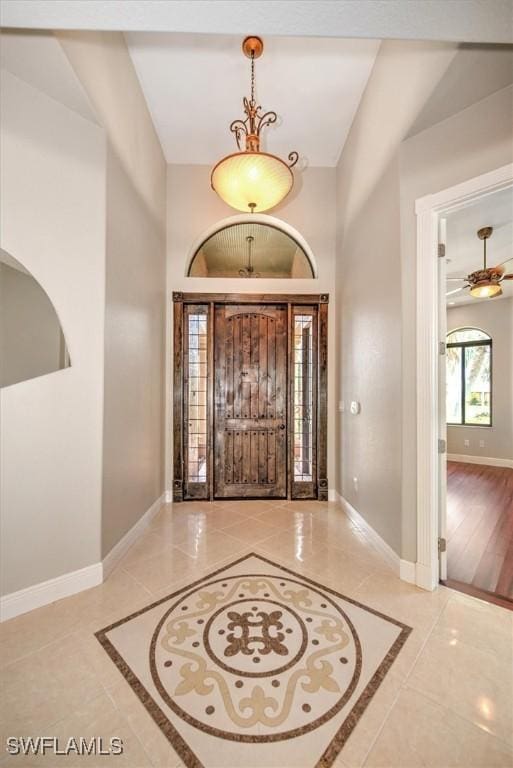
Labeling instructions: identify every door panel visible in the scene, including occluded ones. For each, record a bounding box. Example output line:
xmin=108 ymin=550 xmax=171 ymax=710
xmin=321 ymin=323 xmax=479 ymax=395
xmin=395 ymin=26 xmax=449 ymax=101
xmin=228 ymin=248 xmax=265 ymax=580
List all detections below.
xmin=214 ymin=304 xmax=287 ymax=498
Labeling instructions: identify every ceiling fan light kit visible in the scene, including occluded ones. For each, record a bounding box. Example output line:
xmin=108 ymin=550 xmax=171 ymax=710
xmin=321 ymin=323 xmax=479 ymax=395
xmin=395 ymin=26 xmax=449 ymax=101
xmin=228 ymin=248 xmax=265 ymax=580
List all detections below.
xmin=469 ymin=281 xmax=502 ymax=299
xmin=211 ymin=36 xmax=299 ymax=213
xmin=448 ymin=225 xmax=512 ymax=301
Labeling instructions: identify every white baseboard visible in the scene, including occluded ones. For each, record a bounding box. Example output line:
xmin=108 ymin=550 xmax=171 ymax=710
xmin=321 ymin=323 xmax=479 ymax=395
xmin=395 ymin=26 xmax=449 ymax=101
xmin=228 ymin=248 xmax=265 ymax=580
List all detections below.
xmin=1 ymin=493 xmax=165 ymax=623
xmin=447 ymin=453 xmax=512 ymax=469
xmin=164 ymin=490 xmax=173 ymax=503
xmin=102 ymin=493 xmax=165 ymax=579
xmin=334 ymin=492 xmax=418 ymax=585
xmin=0 ymin=562 xmax=103 ymax=622
xmin=399 ymin=559 xmax=416 ymax=584
xmin=334 ymin=492 xmax=401 ymax=575
xmin=415 ymin=562 xmax=438 ymax=591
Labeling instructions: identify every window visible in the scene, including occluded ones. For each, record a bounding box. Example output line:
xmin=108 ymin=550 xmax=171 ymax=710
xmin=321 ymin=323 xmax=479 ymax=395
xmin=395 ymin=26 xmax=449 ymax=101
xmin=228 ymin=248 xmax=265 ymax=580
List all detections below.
xmin=185 ymin=307 xmax=208 ymax=484
xmin=188 ymin=222 xmax=315 ymax=278
xmin=446 ymin=327 xmax=492 ymax=426
xmin=293 ymin=313 xmax=314 ymax=482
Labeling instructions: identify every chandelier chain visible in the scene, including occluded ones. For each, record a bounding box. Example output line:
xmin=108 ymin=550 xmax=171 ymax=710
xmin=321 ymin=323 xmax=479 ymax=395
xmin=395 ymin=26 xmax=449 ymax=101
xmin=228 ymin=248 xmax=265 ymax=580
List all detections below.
xmin=250 ymin=51 xmax=255 ymax=104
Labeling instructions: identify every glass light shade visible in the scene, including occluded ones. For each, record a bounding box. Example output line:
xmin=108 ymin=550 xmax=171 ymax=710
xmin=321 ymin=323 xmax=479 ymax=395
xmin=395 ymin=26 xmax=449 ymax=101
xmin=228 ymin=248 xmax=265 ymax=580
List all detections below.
xmin=211 ymin=151 xmax=293 ymax=212
xmin=469 ymin=281 xmax=502 ymax=298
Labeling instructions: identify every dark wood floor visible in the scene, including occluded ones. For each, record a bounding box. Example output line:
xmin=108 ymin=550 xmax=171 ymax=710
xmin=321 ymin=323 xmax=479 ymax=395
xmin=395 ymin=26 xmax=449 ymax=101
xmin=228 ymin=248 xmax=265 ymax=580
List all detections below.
xmin=446 ymin=461 xmax=513 ymax=604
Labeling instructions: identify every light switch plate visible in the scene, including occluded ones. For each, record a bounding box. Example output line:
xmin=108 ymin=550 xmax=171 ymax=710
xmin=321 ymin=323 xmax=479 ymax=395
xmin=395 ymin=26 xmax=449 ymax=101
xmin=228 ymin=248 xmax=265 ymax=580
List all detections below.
xmin=350 ymin=401 xmax=361 ymax=415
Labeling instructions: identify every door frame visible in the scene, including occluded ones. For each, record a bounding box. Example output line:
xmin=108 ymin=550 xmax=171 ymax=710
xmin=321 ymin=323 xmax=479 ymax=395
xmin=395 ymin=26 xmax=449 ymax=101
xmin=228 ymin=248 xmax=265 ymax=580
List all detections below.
xmin=172 ymin=292 xmax=329 ymax=502
xmin=415 ymin=163 xmax=513 ymax=591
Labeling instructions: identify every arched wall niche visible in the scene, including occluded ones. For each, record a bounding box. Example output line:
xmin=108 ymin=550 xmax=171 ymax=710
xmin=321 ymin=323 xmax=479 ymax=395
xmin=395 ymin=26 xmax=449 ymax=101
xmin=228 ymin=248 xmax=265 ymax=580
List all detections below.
xmin=186 ymin=214 xmax=318 ymax=279
xmin=0 ymin=249 xmax=71 ymax=388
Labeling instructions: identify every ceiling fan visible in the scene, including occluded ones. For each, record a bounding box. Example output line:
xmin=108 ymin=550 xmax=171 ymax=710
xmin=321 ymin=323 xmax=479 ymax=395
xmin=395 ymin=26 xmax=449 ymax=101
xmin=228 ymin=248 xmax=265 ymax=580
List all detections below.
xmin=446 ymin=226 xmax=513 ymax=299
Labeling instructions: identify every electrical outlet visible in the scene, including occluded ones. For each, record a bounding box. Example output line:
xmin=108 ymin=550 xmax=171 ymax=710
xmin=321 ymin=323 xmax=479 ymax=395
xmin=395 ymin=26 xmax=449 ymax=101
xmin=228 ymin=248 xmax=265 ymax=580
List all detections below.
xmin=353 ymin=477 xmax=358 ymax=492
xmin=464 ymin=439 xmax=470 ymax=447
xmin=479 ymin=439 xmax=485 ymax=448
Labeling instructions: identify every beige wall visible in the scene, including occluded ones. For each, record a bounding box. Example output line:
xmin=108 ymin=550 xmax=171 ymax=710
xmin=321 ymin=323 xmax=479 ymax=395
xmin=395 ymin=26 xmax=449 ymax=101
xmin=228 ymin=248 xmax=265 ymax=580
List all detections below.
xmin=166 ymin=164 xmax=337 ymax=495
xmin=336 ymin=37 xmax=512 ymax=560
xmin=335 ymin=40 xmax=457 ymax=555
xmin=0 ymin=263 xmax=65 ymax=388
xmin=0 ymin=70 xmax=106 ymax=594
xmin=336 ymin=155 xmax=403 ymax=552
xmin=1 ymin=30 xmax=168 ymax=597
xmin=446 ymin=298 xmax=513 ymax=461
xmin=399 ymin=84 xmax=513 ymax=559
xmin=59 ymin=32 xmax=167 ymax=557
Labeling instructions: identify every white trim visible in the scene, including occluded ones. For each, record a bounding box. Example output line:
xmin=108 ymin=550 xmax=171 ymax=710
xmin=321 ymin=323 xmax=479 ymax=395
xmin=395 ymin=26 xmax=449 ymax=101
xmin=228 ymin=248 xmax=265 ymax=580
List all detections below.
xmin=328 ymin=488 xmax=337 ymax=502
xmin=416 ymin=202 xmax=440 ymax=591
xmin=184 ymin=213 xmax=319 ymax=278
xmin=164 ymin=490 xmax=173 ymax=503
xmin=399 ymin=560 xmax=416 ymax=584
xmin=335 ymin=491 xmax=433 ymax=588
xmin=1 ymin=494 xmax=165 ymax=622
xmin=0 ymin=563 xmax=103 ymax=622
xmin=335 ymin=492 xmax=404 ymax=577
xmin=448 ymin=453 xmax=513 ymax=469
xmin=415 ymin=164 xmax=513 ymax=215
xmin=415 ymin=163 xmax=513 ymax=592
xmin=102 ymin=494 xmax=165 ymax=578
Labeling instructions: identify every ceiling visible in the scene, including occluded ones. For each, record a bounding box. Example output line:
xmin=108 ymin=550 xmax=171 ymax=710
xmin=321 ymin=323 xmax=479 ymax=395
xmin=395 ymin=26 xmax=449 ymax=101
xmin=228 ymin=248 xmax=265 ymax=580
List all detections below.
xmin=125 ymin=33 xmax=379 ymax=166
xmin=446 ymin=186 xmax=513 ymax=306
xmin=2 ymin=1 xmax=513 ymax=44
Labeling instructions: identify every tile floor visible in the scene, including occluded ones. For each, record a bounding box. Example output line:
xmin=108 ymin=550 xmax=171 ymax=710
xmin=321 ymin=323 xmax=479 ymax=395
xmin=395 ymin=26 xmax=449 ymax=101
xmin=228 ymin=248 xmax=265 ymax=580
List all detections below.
xmin=1 ymin=498 xmax=512 ymax=767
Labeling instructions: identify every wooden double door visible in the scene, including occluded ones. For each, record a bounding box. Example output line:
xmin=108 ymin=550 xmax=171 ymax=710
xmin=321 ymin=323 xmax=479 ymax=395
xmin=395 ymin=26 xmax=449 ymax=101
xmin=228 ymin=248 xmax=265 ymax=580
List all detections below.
xmin=215 ymin=304 xmax=287 ymax=498
xmin=172 ymin=293 xmax=328 ymax=502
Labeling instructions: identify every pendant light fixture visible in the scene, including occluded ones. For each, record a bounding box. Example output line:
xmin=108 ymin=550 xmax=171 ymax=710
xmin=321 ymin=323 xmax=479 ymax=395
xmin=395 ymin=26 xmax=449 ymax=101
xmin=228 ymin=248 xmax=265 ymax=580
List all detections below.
xmin=239 ymin=235 xmax=260 ymax=277
xmin=211 ymin=36 xmax=299 ymax=213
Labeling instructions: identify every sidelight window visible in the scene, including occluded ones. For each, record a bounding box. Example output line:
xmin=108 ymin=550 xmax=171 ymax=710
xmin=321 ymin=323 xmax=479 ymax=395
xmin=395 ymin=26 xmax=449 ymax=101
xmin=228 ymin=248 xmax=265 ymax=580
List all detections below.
xmin=185 ymin=307 xmax=209 ymax=484
xmin=293 ymin=314 xmax=314 ymax=481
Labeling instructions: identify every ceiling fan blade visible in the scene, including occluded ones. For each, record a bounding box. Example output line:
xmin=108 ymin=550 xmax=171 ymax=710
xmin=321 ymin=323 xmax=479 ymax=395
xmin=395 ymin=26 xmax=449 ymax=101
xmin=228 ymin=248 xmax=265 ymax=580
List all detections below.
xmin=501 ymin=273 xmax=513 ymax=280
xmin=446 ymin=286 xmax=467 ymax=297
xmin=446 ymin=277 xmax=468 ymax=281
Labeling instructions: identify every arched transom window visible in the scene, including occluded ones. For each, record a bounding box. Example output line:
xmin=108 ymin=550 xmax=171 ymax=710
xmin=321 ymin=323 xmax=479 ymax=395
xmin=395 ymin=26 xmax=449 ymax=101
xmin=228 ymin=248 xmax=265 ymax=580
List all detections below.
xmin=188 ymin=221 xmax=315 ymax=278
xmin=446 ymin=327 xmax=492 ymax=426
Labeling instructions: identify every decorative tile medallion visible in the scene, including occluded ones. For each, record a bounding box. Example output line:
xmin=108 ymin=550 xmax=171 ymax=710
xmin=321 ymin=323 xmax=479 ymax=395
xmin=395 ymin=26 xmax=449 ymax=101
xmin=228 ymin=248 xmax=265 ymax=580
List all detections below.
xmin=96 ymin=554 xmax=411 ymax=767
